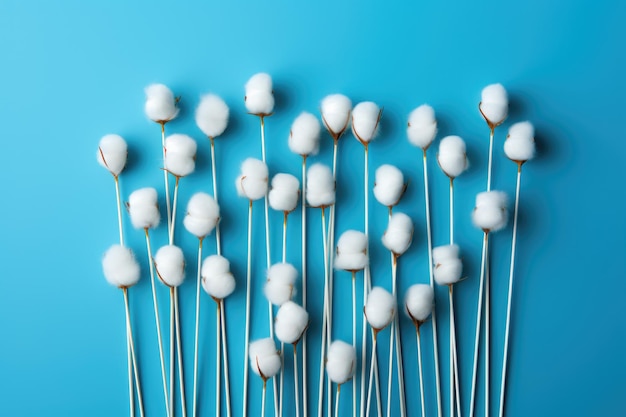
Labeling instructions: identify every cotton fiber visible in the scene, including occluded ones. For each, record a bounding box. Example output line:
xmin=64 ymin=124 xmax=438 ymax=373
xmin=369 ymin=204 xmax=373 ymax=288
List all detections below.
xmin=306 ymin=163 xmax=335 ymax=208
xmin=249 ymin=338 xmax=281 ymax=379
xmin=102 ymin=244 xmax=140 ymax=288
xmin=264 ymin=263 xmax=298 ymax=306
xmin=183 ymin=192 xmax=220 ymax=238
xmin=373 ymin=164 xmax=405 ymax=207
xmin=352 ymin=101 xmax=381 ymax=144
xmin=504 ymin=121 xmax=536 ymax=162
xmin=334 ymin=230 xmax=368 ymax=272
xmin=382 ymin=212 xmax=413 ymax=256
xmin=97 ymin=134 xmax=127 ymax=177
xmin=404 ymin=284 xmax=434 ymax=322
xmin=438 ymin=135 xmax=468 ymax=178
xmin=288 ymin=112 xmax=321 ymax=156
xmin=433 ymin=244 xmax=463 ymax=285
xmin=154 ymin=244 xmax=185 ymax=287
xmin=275 ymin=301 xmax=309 ymax=344
xmin=145 ymin=83 xmax=179 ymax=123
xmin=407 ymin=105 xmax=437 ymax=149
xmin=236 ymin=158 xmax=268 ymax=201
xmin=201 ymin=255 xmax=236 ymax=300
xmin=480 ymin=83 xmax=508 ymax=126
xmin=326 ymin=340 xmax=356 ymax=384
xmin=164 ymin=134 xmax=197 ymax=178
xmin=269 ymin=173 xmax=300 ymax=213
xmin=245 ymin=73 xmax=274 ymax=116
xmin=321 ymin=94 xmax=352 ymax=138
xmin=128 ymin=187 xmax=160 ymax=230
xmin=195 ymin=93 xmax=229 ymax=138
xmin=472 ymin=191 xmax=508 ymax=232
xmin=364 ymin=287 xmax=396 ymax=331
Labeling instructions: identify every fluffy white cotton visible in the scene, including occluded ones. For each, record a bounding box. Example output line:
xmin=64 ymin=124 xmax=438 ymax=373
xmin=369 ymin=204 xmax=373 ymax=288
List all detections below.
xmin=264 ymin=263 xmax=298 ymax=306
xmin=164 ymin=134 xmax=197 ymax=178
xmin=505 ymin=121 xmax=536 ymax=162
xmin=236 ymin=158 xmax=268 ymax=201
xmin=97 ymin=134 xmax=127 ymax=177
xmin=201 ymin=255 xmax=236 ymax=300
xmin=102 ymin=245 xmax=140 ymax=288
xmin=326 ymin=340 xmax=356 ymax=384
xmin=183 ymin=192 xmax=220 ymax=238
xmin=404 ymin=284 xmax=434 ymax=322
xmin=195 ymin=94 xmax=229 ymax=138
xmin=145 ymin=83 xmax=179 ymax=123
xmin=407 ymin=105 xmax=437 ymax=149
xmin=433 ymin=244 xmax=463 ymax=285
xmin=275 ymin=301 xmax=309 ymax=344
xmin=373 ymin=164 xmax=405 ymax=207
xmin=269 ymin=173 xmax=300 ymax=212
xmin=438 ymin=135 xmax=468 ymax=178
xmin=480 ymin=84 xmax=508 ymax=126
xmin=154 ymin=245 xmax=185 ymax=287
xmin=321 ymin=94 xmax=352 ymax=138
xmin=472 ymin=191 xmax=508 ymax=232
xmin=288 ymin=112 xmax=321 ymax=156
xmin=352 ymin=101 xmax=381 ymax=144
xmin=306 ymin=163 xmax=335 ymax=208
xmin=382 ymin=212 xmax=413 ymax=256
xmin=249 ymin=337 xmax=281 ymax=379
xmin=128 ymin=187 xmax=160 ymax=229
xmin=334 ymin=230 xmax=368 ymax=271
xmin=245 ymin=73 xmax=274 ymax=116
xmin=365 ymin=287 xmax=396 ymax=330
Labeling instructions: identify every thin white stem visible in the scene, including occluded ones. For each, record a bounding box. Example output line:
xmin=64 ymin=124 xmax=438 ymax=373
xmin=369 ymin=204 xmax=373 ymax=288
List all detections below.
xmin=216 ymin=302 xmax=222 ymax=417
xmin=374 ymin=340 xmax=382 ymax=417
xmin=283 ymin=213 xmax=288 ymax=263
xmin=221 ymin=301 xmax=232 ymax=417
xmin=280 ymin=342 xmax=285 ymax=417
xmin=169 ymin=287 xmax=175 ymax=417
xmin=487 ymin=128 xmax=494 ymax=191
xmin=450 ymin=178 xmax=454 ymax=245
xmin=260 ymin=116 xmax=267 ymax=164
xmin=365 ymin=335 xmax=378 ymax=417
xmin=301 ymin=156 xmax=309 ymax=417
xmin=485 ymin=252 xmax=491 ymax=417
xmin=243 ymin=201 xmax=253 ymax=417
xmin=193 ymin=239 xmax=204 ymax=417
xmin=352 ymin=272 xmax=357 ymax=417
xmin=335 ymin=386 xmax=341 ymax=417
xmin=317 ymin=208 xmax=330 ymax=417
xmin=416 ymin=328 xmax=426 ymax=417
xmin=469 ymin=233 xmax=489 ymax=417
xmin=169 ymin=177 xmax=180 ymax=245
xmin=360 ymin=145 xmax=371 ymax=417
xmin=449 ymin=287 xmax=454 ymax=417
xmin=387 ymin=255 xmax=406 ymax=417
xmin=174 ymin=287 xmax=187 ymax=417
xmin=123 ymin=288 xmax=145 ymax=417
xmin=127 ymin=305 xmax=135 ymax=417
xmin=498 ymin=166 xmax=522 ymax=417
xmin=210 ymin=137 xmax=222 ymax=256
xmin=327 ymin=142 xmax=339 ymax=417
xmin=294 ymin=345 xmax=301 ymax=417
xmin=114 ymin=176 xmax=125 ymax=247
xmin=262 ymin=382 xmax=267 ymax=417
xmin=451 ymin=287 xmax=462 ymax=417
xmin=161 ymin=123 xmax=172 ymax=235
xmin=423 ymin=149 xmax=442 ymax=417
xmin=145 ymin=230 xmax=169 ymax=416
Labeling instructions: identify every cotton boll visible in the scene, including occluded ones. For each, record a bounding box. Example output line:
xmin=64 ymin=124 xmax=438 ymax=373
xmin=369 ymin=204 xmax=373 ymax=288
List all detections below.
xmin=504 ymin=121 xmax=536 ymax=162
xmin=382 ymin=212 xmax=413 ymax=256
xmin=154 ymin=245 xmax=185 ymax=287
xmin=249 ymin=338 xmax=281 ymax=379
xmin=321 ymin=94 xmax=352 ymax=138
xmin=326 ymin=340 xmax=356 ymax=384
xmin=269 ymin=173 xmax=300 ymax=212
xmin=472 ymin=191 xmax=508 ymax=232
xmin=275 ymin=301 xmax=309 ymax=344
xmin=433 ymin=244 xmax=460 ymax=263
xmin=334 ymin=253 xmax=369 ymax=272
xmin=480 ymin=84 xmax=508 ymax=127
xmin=102 ymin=245 xmax=140 ymax=288
xmin=373 ymin=164 xmax=406 ymax=207
xmin=365 ymin=287 xmax=396 ymax=331
xmin=183 ymin=192 xmax=220 ymax=238
xmin=165 ymin=134 xmax=197 ymax=178
xmin=201 ymin=255 xmax=236 ymax=300
xmin=352 ymin=101 xmax=381 ymax=144
xmin=128 ymin=187 xmax=160 ymax=229
xmin=145 ymin=83 xmax=179 ymax=123
xmin=437 ymin=135 xmax=468 ymax=179
xmin=404 ymin=284 xmax=434 ymax=323
xmin=236 ymin=158 xmax=269 ymax=201
xmin=264 ymin=263 xmax=298 ymax=306
xmin=306 ymin=163 xmax=335 ymax=208
xmin=288 ymin=112 xmax=321 ymax=156
xmin=433 ymin=244 xmax=463 ymax=285
xmin=245 ymin=73 xmax=274 ymax=116
xmin=407 ymin=105 xmax=437 ymax=149
xmin=97 ymin=134 xmax=127 ymax=177
xmin=195 ymin=94 xmax=229 ymax=138
xmin=335 ymin=230 xmax=369 ymax=271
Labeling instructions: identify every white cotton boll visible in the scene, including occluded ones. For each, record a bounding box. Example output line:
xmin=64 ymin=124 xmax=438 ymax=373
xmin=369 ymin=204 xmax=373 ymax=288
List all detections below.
xmin=334 ymin=253 xmax=369 ymax=272
xmin=245 ymin=73 xmax=274 ymax=116
xmin=165 ymin=154 xmax=196 ymax=178
xmin=275 ymin=301 xmax=309 ymax=344
xmin=128 ymin=187 xmax=160 ymax=229
xmin=404 ymin=284 xmax=434 ymax=322
xmin=306 ymin=163 xmax=335 ymax=208
xmin=365 ymin=287 xmax=396 ymax=330
xmin=269 ymin=173 xmax=300 ymax=212
xmin=97 ymin=134 xmax=127 ymax=177
xmin=326 ymin=340 xmax=356 ymax=384
xmin=433 ymin=244 xmax=460 ymax=263
xmin=102 ymin=245 xmax=140 ymax=288
xmin=352 ymin=101 xmax=381 ymax=144
xmin=145 ymin=83 xmax=179 ymax=123
xmin=236 ymin=158 xmax=269 ymax=201
xmin=249 ymin=338 xmax=281 ymax=379
xmin=382 ymin=212 xmax=413 ymax=256
xmin=264 ymin=263 xmax=298 ymax=306
xmin=438 ymin=135 xmax=468 ymax=179
xmin=164 ymin=134 xmax=197 ymax=178
xmin=154 ymin=245 xmax=185 ymax=287
xmin=195 ymin=94 xmax=229 ymax=138
xmin=505 ymin=121 xmax=536 ymax=162
xmin=373 ymin=164 xmax=405 ymax=207
xmin=335 ymin=230 xmax=369 ymax=271
xmin=480 ymin=83 xmax=508 ymax=126
xmin=472 ymin=191 xmax=508 ymax=232
xmin=183 ymin=192 xmax=220 ymax=238
xmin=288 ymin=112 xmax=321 ymax=156
xmin=201 ymin=255 xmax=236 ymax=300
xmin=433 ymin=244 xmax=463 ymax=285
xmin=321 ymin=94 xmax=352 ymax=138
xmin=407 ymin=105 xmax=437 ymax=149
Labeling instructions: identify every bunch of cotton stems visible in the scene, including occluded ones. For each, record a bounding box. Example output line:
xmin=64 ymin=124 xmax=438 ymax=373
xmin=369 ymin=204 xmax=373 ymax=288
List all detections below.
xmin=407 ymin=104 xmax=442 ymax=417
xmin=269 ymin=173 xmax=300 ymax=263
xmin=479 ymin=83 xmax=508 ymax=191
xmin=202 ymin=254 xmax=237 ymax=417
xmin=469 ymin=191 xmax=508 ymax=417
xmin=498 ymin=122 xmax=535 ymax=417
xmin=326 ymin=340 xmax=356 ymax=417
xmin=195 ymin=93 xmax=229 ymax=255
xmin=249 ymin=338 xmax=281 ymax=417
xmin=404 ymin=284 xmax=434 ymax=417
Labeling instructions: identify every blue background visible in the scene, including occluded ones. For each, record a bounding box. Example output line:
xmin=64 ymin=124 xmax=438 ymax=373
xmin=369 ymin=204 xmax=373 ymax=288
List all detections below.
xmin=1 ymin=1 xmax=624 ymax=416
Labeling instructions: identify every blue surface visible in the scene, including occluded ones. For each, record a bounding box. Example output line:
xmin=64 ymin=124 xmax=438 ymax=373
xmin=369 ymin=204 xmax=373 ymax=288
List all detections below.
xmin=1 ymin=1 xmax=625 ymax=416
